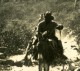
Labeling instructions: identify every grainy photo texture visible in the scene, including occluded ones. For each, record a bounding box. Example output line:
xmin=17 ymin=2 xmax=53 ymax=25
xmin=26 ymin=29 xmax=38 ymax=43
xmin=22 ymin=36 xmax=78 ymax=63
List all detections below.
xmin=0 ymin=0 xmax=80 ymax=71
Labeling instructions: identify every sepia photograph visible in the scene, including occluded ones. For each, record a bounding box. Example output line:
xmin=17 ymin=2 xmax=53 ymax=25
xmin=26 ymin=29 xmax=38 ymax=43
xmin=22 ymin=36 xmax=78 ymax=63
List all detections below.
xmin=0 ymin=0 xmax=80 ymax=71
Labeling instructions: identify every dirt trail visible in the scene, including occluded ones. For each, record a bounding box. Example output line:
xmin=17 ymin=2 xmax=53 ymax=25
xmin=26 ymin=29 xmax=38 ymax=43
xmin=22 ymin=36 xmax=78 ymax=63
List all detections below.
xmin=0 ymin=36 xmax=80 ymax=71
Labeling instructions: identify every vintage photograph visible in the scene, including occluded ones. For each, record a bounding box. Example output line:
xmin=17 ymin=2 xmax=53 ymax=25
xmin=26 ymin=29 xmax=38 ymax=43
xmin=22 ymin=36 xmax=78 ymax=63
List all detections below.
xmin=0 ymin=0 xmax=80 ymax=71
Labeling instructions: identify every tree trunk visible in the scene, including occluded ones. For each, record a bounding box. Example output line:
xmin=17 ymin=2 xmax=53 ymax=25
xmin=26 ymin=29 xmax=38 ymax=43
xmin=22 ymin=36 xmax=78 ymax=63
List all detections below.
xmin=74 ymin=0 xmax=77 ymax=8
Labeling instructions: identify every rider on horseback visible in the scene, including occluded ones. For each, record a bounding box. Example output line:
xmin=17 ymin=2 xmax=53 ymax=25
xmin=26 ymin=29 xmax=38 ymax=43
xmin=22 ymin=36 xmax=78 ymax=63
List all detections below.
xmin=24 ymin=11 xmax=67 ymax=71
xmin=34 ymin=11 xmax=66 ymax=59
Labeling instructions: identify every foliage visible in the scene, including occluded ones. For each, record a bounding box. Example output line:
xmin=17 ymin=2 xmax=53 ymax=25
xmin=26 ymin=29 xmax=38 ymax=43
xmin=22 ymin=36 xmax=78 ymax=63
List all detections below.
xmin=0 ymin=3 xmax=33 ymax=54
xmin=0 ymin=0 xmax=80 ymax=54
xmin=69 ymin=14 xmax=80 ymax=45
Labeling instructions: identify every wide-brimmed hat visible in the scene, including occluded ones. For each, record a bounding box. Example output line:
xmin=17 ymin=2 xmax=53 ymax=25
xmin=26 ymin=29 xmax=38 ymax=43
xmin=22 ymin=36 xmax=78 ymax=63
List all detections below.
xmin=45 ymin=11 xmax=54 ymax=20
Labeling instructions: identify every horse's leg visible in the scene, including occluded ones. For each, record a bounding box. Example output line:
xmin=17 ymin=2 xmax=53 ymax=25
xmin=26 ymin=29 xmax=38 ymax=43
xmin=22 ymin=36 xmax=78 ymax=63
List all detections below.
xmin=62 ymin=63 xmax=65 ymax=71
xmin=44 ymin=62 xmax=50 ymax=71
xmin=39 ymin=59 xmax=43 ymax=71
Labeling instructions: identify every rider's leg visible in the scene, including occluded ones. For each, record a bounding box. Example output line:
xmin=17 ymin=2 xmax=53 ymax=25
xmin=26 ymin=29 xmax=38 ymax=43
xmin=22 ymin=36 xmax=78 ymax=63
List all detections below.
xmin=56 ymin=40 xmax=67 ymax=60
xmin=53 ymin=36 xmax=64 ymax=54
xmin=58 ymin=40 xmax=64 ymax=54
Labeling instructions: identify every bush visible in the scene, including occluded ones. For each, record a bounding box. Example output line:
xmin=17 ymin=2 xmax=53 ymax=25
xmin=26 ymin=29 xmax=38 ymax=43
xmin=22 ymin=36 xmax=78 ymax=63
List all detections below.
xmin=2 ymin=21 xmax=32 ymax=54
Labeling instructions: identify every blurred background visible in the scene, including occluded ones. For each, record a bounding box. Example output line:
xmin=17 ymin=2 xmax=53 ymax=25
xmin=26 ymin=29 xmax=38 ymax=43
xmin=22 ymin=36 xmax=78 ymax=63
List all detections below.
xmin=0 ymin=0 xmax=80 ymax=71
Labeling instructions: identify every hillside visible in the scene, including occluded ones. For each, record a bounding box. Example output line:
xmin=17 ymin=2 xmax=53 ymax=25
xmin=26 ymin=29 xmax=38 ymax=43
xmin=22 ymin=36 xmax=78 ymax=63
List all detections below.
xmin=0 ymin=0 xmax=80 ymax=53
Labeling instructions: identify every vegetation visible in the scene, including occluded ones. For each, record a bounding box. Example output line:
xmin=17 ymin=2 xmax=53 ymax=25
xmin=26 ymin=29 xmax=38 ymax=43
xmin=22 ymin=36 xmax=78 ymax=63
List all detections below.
xmin=0 ymin=0 xmax=80 ymax=54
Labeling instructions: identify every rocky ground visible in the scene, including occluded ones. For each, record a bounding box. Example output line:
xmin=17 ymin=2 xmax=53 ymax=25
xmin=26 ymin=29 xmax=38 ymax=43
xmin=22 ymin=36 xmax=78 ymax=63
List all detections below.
xmin=0 ymin=37 xmax=80 ymax=71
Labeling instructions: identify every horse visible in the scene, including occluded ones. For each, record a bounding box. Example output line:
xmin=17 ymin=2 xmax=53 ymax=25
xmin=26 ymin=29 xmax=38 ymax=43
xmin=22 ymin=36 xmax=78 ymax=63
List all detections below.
xmin=37 ymin=38 xmax=57 ymax=71
xmin=37 ymin=37 xmax=68 ymax=71
xmin=24 ymin=36 xmax=67 ymax=71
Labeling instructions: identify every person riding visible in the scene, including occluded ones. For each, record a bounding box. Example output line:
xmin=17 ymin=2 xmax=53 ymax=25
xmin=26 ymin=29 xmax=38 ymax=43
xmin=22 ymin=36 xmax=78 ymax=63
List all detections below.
xmin=26 ymin=11 xmax=67 ymax=61
xmin=37 ymin=11 xmax=65 ymax=58
xmin=24 ymin=11 xmax=67 ymax=71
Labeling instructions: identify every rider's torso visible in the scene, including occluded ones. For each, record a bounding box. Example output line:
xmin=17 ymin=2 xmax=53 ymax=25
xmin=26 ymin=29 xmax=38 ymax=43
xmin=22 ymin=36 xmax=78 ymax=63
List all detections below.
xmin=38 ymin=21 xmax=58 ymax=38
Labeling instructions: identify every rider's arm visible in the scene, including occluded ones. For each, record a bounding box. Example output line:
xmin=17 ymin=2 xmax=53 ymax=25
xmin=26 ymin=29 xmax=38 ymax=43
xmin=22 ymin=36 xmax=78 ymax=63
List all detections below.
xmin=52 ymin=22 xmax=63 ymax=30
xmin=38 ymin=22 xmax=48 ymax=39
